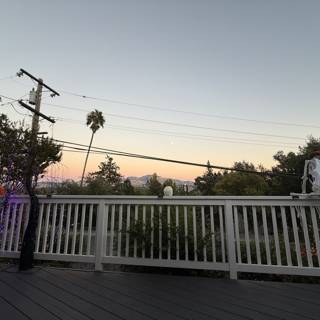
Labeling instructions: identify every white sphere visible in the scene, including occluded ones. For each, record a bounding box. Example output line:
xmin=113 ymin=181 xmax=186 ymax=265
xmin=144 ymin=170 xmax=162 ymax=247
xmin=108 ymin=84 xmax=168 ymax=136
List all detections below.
xmin=163 ymin=186 xmax=173 ymax=197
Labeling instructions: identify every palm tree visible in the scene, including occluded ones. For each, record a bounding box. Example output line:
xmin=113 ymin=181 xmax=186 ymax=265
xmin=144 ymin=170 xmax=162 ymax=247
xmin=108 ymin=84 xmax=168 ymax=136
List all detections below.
xmin=80 ymin=109 xmax=105 ymax=187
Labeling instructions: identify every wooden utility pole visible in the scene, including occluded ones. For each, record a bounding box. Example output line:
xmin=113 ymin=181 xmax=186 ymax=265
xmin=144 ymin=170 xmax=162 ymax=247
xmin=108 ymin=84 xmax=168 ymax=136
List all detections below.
xmin=31 ymin=79 xmax=43 ymax=134
xmin=17 ymin=68 xmax=59 ymax=270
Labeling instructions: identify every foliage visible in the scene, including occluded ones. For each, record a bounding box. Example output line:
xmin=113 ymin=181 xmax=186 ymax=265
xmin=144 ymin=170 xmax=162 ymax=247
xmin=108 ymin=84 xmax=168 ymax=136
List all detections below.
xmin=0 ymin=113 xmax=62 ymax=271
xmin=125 ymin=212 xmax=214 ymax=259
xmin=86 ymin=155 xmax=122 ymax=194
xmin=146 ymin=173 xmax=163 ymax=195
xmin=0 ymin=114 xmax=62 ymax=192
xmin=90 ymin=155 xmax=122 ymax=186
xmin=86 ymin=109 xmax=105 ymax=134
xmin=214 ymin=162 xmax=269 ymax=195
xmin=81 ymin=109 xmax=105 ymax=186
xmin=120 ymin=178 xmax=135 ymax=195
xmin=53 ymin=180 xmax=87 ymax=195
xmin=194 ymin=161 xmax=222 ymax=195
xmin=270 ymin=136 xmax=320 ymax=195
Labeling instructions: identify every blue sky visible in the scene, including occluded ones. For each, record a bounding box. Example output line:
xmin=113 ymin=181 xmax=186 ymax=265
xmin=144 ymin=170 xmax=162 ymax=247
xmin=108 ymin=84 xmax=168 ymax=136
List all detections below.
xmin=1 ymin=0 xmax=320 ymax=181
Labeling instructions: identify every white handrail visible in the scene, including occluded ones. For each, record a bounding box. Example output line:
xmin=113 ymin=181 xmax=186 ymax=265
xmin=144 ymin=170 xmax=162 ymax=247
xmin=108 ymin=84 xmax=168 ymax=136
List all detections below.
xmin=0 ymin=195 xmax=320 ymax=279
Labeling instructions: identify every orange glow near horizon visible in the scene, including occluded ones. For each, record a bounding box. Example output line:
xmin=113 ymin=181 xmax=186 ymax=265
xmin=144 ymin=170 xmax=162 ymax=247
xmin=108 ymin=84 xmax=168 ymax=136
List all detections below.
xmin=50 ymin=149 xmax=278 ymax=182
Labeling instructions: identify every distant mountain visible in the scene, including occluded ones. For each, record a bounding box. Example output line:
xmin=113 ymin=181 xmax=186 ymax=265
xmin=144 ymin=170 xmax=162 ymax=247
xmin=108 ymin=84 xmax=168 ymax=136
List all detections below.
xmin=126 ymin=175 xmax=194 ymax=187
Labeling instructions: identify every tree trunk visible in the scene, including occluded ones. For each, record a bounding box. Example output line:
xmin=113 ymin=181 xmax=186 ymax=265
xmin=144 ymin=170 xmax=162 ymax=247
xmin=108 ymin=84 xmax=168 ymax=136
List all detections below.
xmin=19 ymin=132 xmax=39 ymax=271
xmin=19 ymin=189 xmax=39 ymax=270
xmin=80 ymin=132 xmax=94 ymax=186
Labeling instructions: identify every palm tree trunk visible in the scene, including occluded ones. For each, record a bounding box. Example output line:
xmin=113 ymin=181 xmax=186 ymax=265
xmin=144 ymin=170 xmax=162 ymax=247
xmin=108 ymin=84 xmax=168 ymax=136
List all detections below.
xmin=80 ymin=131 xmax=94 ymax=187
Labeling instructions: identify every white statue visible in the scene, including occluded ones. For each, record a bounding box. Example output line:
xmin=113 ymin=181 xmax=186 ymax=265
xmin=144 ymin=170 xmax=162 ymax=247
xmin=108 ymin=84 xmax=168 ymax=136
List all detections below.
xmin=163 ymin=186 xmax=173 ymax=197
xmin=302 ymin=151 xmax=320 ymax=194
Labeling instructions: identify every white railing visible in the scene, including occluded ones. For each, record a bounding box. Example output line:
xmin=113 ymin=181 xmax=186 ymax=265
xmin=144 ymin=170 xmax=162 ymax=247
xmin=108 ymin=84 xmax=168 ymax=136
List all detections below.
xmin=1 ymin=195 xmax=320 ymax=279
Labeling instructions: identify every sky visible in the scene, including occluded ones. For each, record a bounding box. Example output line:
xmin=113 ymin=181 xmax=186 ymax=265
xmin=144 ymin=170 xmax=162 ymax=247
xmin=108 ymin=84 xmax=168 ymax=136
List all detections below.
xmin=1 ymin=0 xmax=320 ymax=182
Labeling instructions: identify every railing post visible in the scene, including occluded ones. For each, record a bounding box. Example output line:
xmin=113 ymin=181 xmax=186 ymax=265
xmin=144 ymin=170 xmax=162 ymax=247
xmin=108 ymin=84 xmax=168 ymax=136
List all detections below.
xmin=224 ymin=200 xmax=237 ymax=280
xmin=95 ymin=200 xmax=107 ymax=271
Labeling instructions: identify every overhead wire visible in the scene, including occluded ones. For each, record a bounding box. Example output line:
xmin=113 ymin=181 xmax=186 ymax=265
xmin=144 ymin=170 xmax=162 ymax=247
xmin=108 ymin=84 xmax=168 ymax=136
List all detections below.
xmin=59 ymin=89 xmax=320 ymax=129
xmin=53 ymin=115 xmax=298 ymax=148
xmin=43 ymin=101 xmax=306 ymax=140
xmin=8 ymin=102 xmax=31 ymax=117
xmin=1 ymin=93 xmax=311 ymax=143
xmin=56 ymin=139 xmax=298 ymax=178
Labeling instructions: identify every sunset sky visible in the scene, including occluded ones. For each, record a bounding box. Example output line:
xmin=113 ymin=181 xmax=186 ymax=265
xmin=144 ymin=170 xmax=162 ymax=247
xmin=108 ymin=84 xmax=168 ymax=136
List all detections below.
xmin=1 ymin=0 xmax=320 ymax=182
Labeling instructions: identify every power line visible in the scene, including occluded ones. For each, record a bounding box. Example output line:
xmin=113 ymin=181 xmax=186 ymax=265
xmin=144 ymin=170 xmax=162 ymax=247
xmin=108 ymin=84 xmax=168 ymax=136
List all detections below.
xmin=59 ymin=89 xmax=320 ymax=130
xmin=43 ymin=101 xmax=305 ymax=140
xmin=106 ymin=124 xmax=299 ymax=148
xmin=0 ymin=93 xmax=309 ymax=142
xmin=0 ymin=94 xmax=19 ymax=101
xmin=54 ymin=115 xmax=298 ymax=147
xmin=56 ymin=139 xmax=298 ymax=178
xmin=8 ymin=102 xmax=31 ymax=117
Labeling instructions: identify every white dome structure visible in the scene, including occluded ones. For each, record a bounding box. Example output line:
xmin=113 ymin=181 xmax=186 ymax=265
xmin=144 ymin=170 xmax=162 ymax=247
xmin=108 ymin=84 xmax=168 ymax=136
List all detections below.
xmin=163 ymin=186 xmax=173 ymax=197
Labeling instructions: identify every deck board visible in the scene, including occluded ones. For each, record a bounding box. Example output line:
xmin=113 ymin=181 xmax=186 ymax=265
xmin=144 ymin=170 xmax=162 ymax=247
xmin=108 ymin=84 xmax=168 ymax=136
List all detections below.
xmin=1 ymin=266 xmax=320 ymax=320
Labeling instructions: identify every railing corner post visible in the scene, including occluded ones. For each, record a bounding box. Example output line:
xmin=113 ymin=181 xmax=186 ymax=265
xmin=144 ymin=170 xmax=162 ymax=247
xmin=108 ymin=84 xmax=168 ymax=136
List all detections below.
xmin=94 ymin=200 xmax=107 ymax=271
xmin=225 ymin=200 xmax=237 ymax=280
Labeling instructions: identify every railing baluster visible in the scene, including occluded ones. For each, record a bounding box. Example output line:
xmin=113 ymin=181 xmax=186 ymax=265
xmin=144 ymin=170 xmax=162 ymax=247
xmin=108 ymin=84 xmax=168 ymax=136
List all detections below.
xmin=234 ymin=206 xmax=241 ymax=263
xmin=14 ymin=203 xmax=24 ymax=252
xmin=310 ymin=206 xmax=320 ymax=266
xmin=300 ymin=206 xmax=312 ymax=267
xmin=56 ymin=204 xmax=65 ymax=254
xmin=117 ymin=205 xmax=123 ymax=257
xmin=271 ymin=206 xmax=281 ymax=265
xmin=159 ymin=205 xmax=162 ymax=259
xmin=79 ymin=204 xmax=86 ymax=255
xmin=42 ymin=204 xmax=51 ymax=253
xmin=175 ymin=206 xmax=179 ymax=260
xmin=280 ymin=206 xmax=292 ymax=266
xmin=290 ymin=206 xmax=302 ymax=267
xmin=262 ymin=206 xmax=271 ymax=265
xmin=94 ymin=202 xmax=108 ymax=270
xmin=243 ymin=206 xmax=251 ymax=264
xmin=71 ymin=204 xmax=79 ymax=255
xmin=192 ymin=206 xmax=197 ymax=261
xmin=134 ymin=205 xmax=138 ymax=258
xmin=252 ymin=206 xmax=261 ymax=264
xmin=1 ymin=203 xmax=11 ymax=251
xmin=201 ymin=206 xmax=206 ymax=262
xmin=225 ymin=201 xmax=237 ymax=279
xmin=86 ymin=204 xmax=93 ymax=255
xmin=219 ymin=206 xmax=226 ymax=263
xmin=184 ymin=206 xmax=188 ymax=260
xmin=125 ymin=205 xmax=130 ymax=257
xmin=210 ymin=206 xmax=216 ymax=263
xmin=64 ymin=204 xmax=72 ymax=254
xmin=8 ymin=203 xmax=18 ymax=251
xmin=142 ymin=205 xmax=146 ymax=258
xmin=35 ymin=203 xmax=44 ymax=253
xmin=167 ymin=206 xmax=171 ymax=260
xmin=104 ymin=205 xmax=110 ymax=257
xmin=49 ymin=203 xmax=58 ymax=254
xmin=109 ymin=204 xmax=115 ymax=257
xmin=151 ymin=205 xmax=154 ymax=259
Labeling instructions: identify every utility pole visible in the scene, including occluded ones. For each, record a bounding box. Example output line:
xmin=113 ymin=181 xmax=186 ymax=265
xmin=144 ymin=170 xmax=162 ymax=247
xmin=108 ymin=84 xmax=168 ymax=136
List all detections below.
xmin=31 ymin=79 xmax=43 ymax=134
xmin=17 ymin=68 xmax=59 ymax=270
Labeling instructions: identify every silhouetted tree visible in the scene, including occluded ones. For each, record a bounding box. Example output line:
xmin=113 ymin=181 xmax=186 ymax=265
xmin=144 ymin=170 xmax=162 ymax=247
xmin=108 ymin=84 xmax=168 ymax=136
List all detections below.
xmin=194 ymin=161 xmax=221 ymax=195
xmin=146 ymin=173 xmax=162 ymax=196
xmin=80 ymin=109 xmax=105 ymax=186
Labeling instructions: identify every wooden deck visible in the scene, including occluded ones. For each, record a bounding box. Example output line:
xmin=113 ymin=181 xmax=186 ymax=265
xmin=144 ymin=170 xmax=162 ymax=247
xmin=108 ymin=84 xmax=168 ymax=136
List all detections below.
xmin=1 ymin=265 xmax=320 ymax=320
